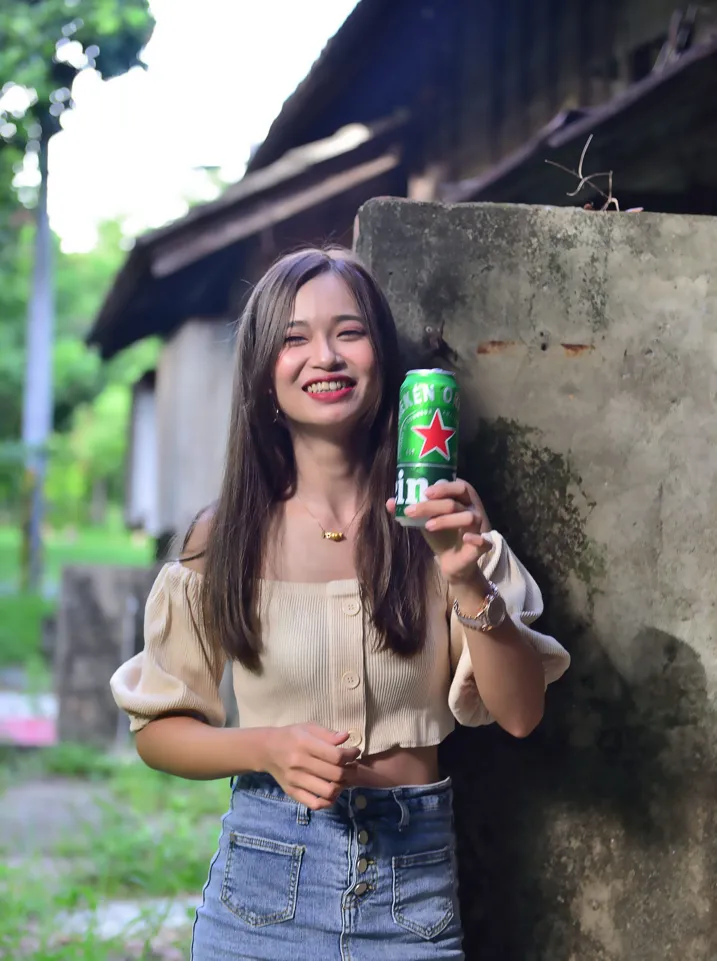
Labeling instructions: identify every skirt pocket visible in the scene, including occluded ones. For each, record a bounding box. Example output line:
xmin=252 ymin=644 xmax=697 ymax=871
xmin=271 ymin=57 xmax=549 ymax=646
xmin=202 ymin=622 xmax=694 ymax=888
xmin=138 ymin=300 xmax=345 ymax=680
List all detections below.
xmin=391 ymin=846 xmax=455 ymax=941
xmin=221 ymin=832 xmax=305 ymax=927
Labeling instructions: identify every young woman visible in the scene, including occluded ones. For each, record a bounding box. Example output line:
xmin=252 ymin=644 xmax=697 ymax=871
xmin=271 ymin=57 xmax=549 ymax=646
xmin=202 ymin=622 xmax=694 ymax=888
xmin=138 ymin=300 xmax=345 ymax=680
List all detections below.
xmin=111 ymin=247 xmax=569 ymax=960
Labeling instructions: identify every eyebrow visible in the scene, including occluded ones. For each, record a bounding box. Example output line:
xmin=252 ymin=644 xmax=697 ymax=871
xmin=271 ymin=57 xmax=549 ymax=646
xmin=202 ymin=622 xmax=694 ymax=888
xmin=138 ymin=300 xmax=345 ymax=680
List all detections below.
xmin=288 ymin=314 xmax=365 ymax=327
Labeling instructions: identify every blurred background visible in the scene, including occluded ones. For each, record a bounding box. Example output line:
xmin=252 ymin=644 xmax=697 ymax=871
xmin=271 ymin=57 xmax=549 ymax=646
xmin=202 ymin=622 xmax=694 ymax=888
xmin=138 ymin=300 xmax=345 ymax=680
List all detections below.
xmin=2 ymin=1 xmax=717 ymax=958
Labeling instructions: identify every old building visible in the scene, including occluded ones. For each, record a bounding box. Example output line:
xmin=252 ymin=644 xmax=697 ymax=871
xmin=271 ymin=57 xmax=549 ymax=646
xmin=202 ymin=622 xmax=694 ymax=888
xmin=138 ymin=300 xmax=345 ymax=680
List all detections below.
xmin=88 ymin=0 xmax=717 ymax=546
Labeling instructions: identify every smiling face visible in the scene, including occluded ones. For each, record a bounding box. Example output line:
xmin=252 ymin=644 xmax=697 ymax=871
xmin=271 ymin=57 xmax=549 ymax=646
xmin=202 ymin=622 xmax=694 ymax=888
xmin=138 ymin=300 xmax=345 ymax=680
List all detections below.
xmin=273 ymin=270 xmax=379 ymax=436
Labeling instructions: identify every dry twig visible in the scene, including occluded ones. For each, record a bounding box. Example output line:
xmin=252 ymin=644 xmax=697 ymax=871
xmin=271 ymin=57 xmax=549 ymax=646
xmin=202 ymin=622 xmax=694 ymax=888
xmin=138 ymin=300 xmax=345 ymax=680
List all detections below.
xmin=546 ymin=134 xmax=624 ymax=211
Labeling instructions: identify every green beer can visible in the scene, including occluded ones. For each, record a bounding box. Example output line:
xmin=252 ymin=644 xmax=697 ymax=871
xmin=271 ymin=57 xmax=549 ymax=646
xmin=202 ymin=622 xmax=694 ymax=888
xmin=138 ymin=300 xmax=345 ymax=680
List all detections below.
xmin=395 ymin=368 xmax=460 ymax=527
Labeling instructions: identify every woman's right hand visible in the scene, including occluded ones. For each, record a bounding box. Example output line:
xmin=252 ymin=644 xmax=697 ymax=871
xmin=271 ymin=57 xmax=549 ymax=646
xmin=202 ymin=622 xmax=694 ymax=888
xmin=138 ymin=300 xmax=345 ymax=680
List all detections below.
xmin=263 ymin=724 xmax=361 ymax=810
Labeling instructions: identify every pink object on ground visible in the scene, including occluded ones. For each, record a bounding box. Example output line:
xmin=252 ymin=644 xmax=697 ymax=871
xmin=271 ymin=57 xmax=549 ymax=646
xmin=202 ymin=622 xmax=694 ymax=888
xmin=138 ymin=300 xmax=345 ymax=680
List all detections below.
xmin=0 ymin=716 xmax=57 ymax=746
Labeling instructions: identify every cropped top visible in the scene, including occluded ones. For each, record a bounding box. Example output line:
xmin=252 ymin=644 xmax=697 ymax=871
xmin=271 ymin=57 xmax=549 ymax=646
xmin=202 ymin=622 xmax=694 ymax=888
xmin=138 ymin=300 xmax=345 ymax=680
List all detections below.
xmin=110 ymin=531 xmax=570 ymax=755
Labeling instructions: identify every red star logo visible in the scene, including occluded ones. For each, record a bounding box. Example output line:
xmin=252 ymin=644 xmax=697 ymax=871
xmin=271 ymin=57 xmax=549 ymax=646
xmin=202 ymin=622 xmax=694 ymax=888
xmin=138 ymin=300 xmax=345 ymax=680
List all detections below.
xmin=412 ymin=410 xmax=456 ymax=460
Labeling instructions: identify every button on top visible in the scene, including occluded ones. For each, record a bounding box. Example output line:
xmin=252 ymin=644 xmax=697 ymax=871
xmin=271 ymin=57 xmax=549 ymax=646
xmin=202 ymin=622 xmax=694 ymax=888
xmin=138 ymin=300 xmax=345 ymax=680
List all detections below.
xmin=343 ymin=599 xmax=361 ymax=616
xmin=354 ymin=882 xmax=368 ymax=896
xmin=342 ymin=671 xmax=360 ymax=689
xmin=357 ymin=857 xmax=369 ymax=873
xmin=346 ymin=731 xmax=362 ymax=748
xmin=354 ymin=794 xmax=368 ymax=810
xmin=358 ymin=830 xmax=369 ymax=845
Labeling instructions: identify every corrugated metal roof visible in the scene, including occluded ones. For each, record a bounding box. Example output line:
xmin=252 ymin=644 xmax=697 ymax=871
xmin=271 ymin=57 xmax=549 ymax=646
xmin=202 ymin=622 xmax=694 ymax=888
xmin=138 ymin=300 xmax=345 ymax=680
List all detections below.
xmin=86 ymin=114 xmax=407 ymax=358
xmin=442 ymin=37 xmax=717 ymax=206
xmin=246 ymin=0 xmax=391 ymax=173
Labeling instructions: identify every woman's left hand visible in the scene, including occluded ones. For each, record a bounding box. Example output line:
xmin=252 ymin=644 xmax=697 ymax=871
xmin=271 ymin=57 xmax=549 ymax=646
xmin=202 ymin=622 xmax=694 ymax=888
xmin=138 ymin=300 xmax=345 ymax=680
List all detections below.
xmin=387 ymin=478 xmax=492 ymax=586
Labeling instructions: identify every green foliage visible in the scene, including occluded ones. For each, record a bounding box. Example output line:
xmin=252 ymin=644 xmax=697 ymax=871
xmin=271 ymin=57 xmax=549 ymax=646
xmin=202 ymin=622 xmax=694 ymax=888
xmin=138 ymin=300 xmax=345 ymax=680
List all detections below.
xmin=56 ymin=759 xmax=227 ymax=897
xmin=0 ymin=592 xmax=54 ymax=666
xmin=52 ymin=338 xmax=103 ymax=431
xmin=0 ymin=741 xmax=115 ymax=784
xmin=0 ymin=0 xmax=154 ymax=297
xmin=33 ymin=742 xmax=117 ymax=779
xmin=0 ymin=222 xmax=127 ymax=438
xmin=0 ymin=522 xmax=152 ymax=667
xmin=0 ymin=521 xmax=153 ymax=585
xmin=48 ymin=383 xmax=130 ymax=512
xmin=0 ymin=223 xmax=33 ymax=440
xmin=56 ymin=223 xmax=130 ymax=335
xmin=0 ymin=4 xmax=155 ymax=525
xmin=59 ymin=796 xmax=221 ymax=897
xmin=0 ymin=756 xmax=227 ymax=958
xmin=0 ymin=218 xmax=160 ymax=522
xmin=0 ymin=0 xmax=154 ymax=149
xmin=47 ymin=337 xmax=160 ymax=524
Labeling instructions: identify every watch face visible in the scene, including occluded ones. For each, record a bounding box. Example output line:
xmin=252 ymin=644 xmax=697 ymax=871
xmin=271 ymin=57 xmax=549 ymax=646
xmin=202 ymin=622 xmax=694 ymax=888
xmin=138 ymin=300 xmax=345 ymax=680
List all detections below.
xmin=487 ymin=594 xmax=507 ymax=628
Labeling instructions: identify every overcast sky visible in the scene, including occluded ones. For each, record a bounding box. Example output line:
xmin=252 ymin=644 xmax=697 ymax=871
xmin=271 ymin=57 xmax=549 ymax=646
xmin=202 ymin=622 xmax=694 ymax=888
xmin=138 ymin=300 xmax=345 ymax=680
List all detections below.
xmin=46 ymin=0 xmax=358 ymax=251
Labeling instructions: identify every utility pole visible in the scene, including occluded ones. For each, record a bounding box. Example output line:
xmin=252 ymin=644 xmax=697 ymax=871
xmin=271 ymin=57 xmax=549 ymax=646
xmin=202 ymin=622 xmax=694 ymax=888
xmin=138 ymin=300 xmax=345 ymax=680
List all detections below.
xmin=20 ymin=125 xmax=54 ymax=592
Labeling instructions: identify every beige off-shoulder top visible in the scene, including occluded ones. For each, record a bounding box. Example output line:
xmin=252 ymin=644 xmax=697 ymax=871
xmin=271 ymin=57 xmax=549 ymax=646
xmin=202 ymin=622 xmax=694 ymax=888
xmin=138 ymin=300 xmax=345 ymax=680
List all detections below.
xmin=110 ymin=531 xmax=569 ymax=754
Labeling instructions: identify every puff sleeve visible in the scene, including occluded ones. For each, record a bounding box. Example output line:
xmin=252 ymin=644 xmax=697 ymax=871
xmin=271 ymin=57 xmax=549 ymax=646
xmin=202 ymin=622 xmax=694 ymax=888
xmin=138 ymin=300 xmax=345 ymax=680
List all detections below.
xmin=448 ymin=531 xmax=570 ymax=726
xmin=110 ymin=562 xmax=227 ymax=733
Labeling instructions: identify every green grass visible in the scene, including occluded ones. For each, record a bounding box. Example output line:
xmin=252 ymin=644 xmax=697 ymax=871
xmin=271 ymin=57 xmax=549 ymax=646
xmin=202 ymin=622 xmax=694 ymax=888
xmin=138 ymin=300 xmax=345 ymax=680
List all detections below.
xmin=0 ymin=522 xmax=152 ymax=668
xmin=54 ymin=765 xmax=226 ymax=900
xmin=0 ymin=592 xmax=55 ymax=665
xmin=0 ymin=522 xmax=153 ymax=590
xmin=0 ymin=750 xmax=229 ymax=960
xmin=0 ymin=742 xmax=118 ymax=789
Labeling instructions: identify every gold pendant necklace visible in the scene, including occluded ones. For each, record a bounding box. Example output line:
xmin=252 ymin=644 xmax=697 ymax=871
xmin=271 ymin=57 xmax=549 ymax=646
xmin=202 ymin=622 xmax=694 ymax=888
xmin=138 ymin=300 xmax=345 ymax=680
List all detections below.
xmin=295 ymin=494 xmax=363 ymax=543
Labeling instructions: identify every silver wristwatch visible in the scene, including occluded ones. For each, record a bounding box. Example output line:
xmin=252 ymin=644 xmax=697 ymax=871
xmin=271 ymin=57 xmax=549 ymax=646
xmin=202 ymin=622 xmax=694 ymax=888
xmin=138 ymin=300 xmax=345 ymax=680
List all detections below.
xmin=452 ymin=581 xmax=507 ymax=633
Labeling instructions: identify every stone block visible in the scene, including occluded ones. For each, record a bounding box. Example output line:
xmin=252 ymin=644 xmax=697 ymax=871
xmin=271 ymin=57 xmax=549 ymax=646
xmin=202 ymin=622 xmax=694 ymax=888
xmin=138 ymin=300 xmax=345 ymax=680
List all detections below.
xmin=55 ymin=565 xmax=157 ymax=746
xmin=55 ymin=564 xmax=239 ymax=744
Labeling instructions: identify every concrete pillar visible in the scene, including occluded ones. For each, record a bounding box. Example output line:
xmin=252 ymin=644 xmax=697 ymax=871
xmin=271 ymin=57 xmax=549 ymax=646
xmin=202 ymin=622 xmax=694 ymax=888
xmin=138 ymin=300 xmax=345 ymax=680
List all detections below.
xmin=55 ymin=565 xmax=157 ymax=746
xmin=356 ymin=198 xmax=717 ymax=960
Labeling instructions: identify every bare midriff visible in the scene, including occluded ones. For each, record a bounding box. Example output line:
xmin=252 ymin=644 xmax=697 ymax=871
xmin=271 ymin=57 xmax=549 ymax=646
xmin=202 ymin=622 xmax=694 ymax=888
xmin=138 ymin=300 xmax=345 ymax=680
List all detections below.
xmin=344 ymin=744 xmax=440 ymax=789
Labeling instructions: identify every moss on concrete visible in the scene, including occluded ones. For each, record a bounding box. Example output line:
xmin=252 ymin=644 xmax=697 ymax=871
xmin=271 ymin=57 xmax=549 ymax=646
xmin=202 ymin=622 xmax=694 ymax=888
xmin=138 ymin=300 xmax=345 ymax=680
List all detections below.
xmin=462 ymin=418 xmax=605 ymax=602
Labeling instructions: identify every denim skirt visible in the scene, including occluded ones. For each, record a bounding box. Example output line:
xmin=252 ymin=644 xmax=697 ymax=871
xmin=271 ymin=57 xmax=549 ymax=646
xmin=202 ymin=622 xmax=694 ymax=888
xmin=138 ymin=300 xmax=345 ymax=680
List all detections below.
xmin=191 ymin=772 xmax=464 ymax=960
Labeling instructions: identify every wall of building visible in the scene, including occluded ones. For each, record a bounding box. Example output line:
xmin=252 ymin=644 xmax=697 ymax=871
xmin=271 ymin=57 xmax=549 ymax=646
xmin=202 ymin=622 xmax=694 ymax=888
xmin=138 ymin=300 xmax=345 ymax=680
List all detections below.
xmin=155 ymin=318 xmax=235 ymax=542
xmin=427 ymin=0 xmax=717 ymax=182
xmin=355 ymin=198 xmax=717 ymax=960
xmin=125 ymin=377 xmax=159 ymax=535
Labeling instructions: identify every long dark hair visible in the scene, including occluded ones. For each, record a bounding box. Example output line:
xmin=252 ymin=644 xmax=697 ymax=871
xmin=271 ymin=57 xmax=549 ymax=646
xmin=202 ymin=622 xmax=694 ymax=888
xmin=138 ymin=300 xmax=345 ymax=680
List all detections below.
xmin=201 ymin=247 xmax=435 ymax=672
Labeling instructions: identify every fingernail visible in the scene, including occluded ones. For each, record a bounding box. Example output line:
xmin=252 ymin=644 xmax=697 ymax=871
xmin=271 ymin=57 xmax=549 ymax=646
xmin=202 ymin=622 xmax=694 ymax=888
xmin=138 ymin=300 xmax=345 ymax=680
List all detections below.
xmin=426 ymin=519 xmax=436 ymax=530
xmin=405 ymin=505 xmax=416 ymax=516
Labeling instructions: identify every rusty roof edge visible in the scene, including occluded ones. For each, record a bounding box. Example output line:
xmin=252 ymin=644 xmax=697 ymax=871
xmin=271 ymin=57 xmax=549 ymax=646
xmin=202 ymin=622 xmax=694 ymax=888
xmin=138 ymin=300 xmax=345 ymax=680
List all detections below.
xmin=135 ymin=111 xmax=408 ymax=250
xmin=439 ymin=109 xmax=592 ymax=204
xmin=86 ymin=111 xmax=408 ymax=355
xmin=150 ymin=149 xmax=402 ymax=279
xmin=444 ymin=36 xmax=717 ymax=204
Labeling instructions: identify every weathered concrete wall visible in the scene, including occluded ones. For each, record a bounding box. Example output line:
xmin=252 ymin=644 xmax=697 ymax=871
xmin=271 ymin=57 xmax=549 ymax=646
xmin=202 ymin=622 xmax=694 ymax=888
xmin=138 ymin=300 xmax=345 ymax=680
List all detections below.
xmin=55 ymin=565 xmax=240 ymax=744
xmin=156 ymin=319 xmax=235 ymax=542
xmin=356 ymin=199 xmax=717 ymax=961
xmin=55 ymin=566 xmax=156 ymax=746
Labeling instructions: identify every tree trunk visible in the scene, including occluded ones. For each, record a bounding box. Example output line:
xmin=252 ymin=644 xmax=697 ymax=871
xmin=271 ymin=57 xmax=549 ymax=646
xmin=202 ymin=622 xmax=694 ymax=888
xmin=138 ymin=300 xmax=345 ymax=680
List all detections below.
xmin=89 ymin=479 xmax=108 ymax=526
xmin=21 ymin=126 xmax=54 ymax=592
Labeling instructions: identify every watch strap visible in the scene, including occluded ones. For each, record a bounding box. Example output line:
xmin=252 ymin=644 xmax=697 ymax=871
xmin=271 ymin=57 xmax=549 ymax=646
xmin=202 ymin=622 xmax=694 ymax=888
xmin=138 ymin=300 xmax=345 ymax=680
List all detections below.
xmin=452 ymin=581 xmax=505 ymax=632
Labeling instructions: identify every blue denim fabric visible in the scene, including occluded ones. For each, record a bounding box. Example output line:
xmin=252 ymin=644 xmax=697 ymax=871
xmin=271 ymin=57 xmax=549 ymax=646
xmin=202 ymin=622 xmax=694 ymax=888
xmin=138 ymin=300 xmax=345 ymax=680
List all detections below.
xmin=191 ymin=773 xmax=464 ymax=960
